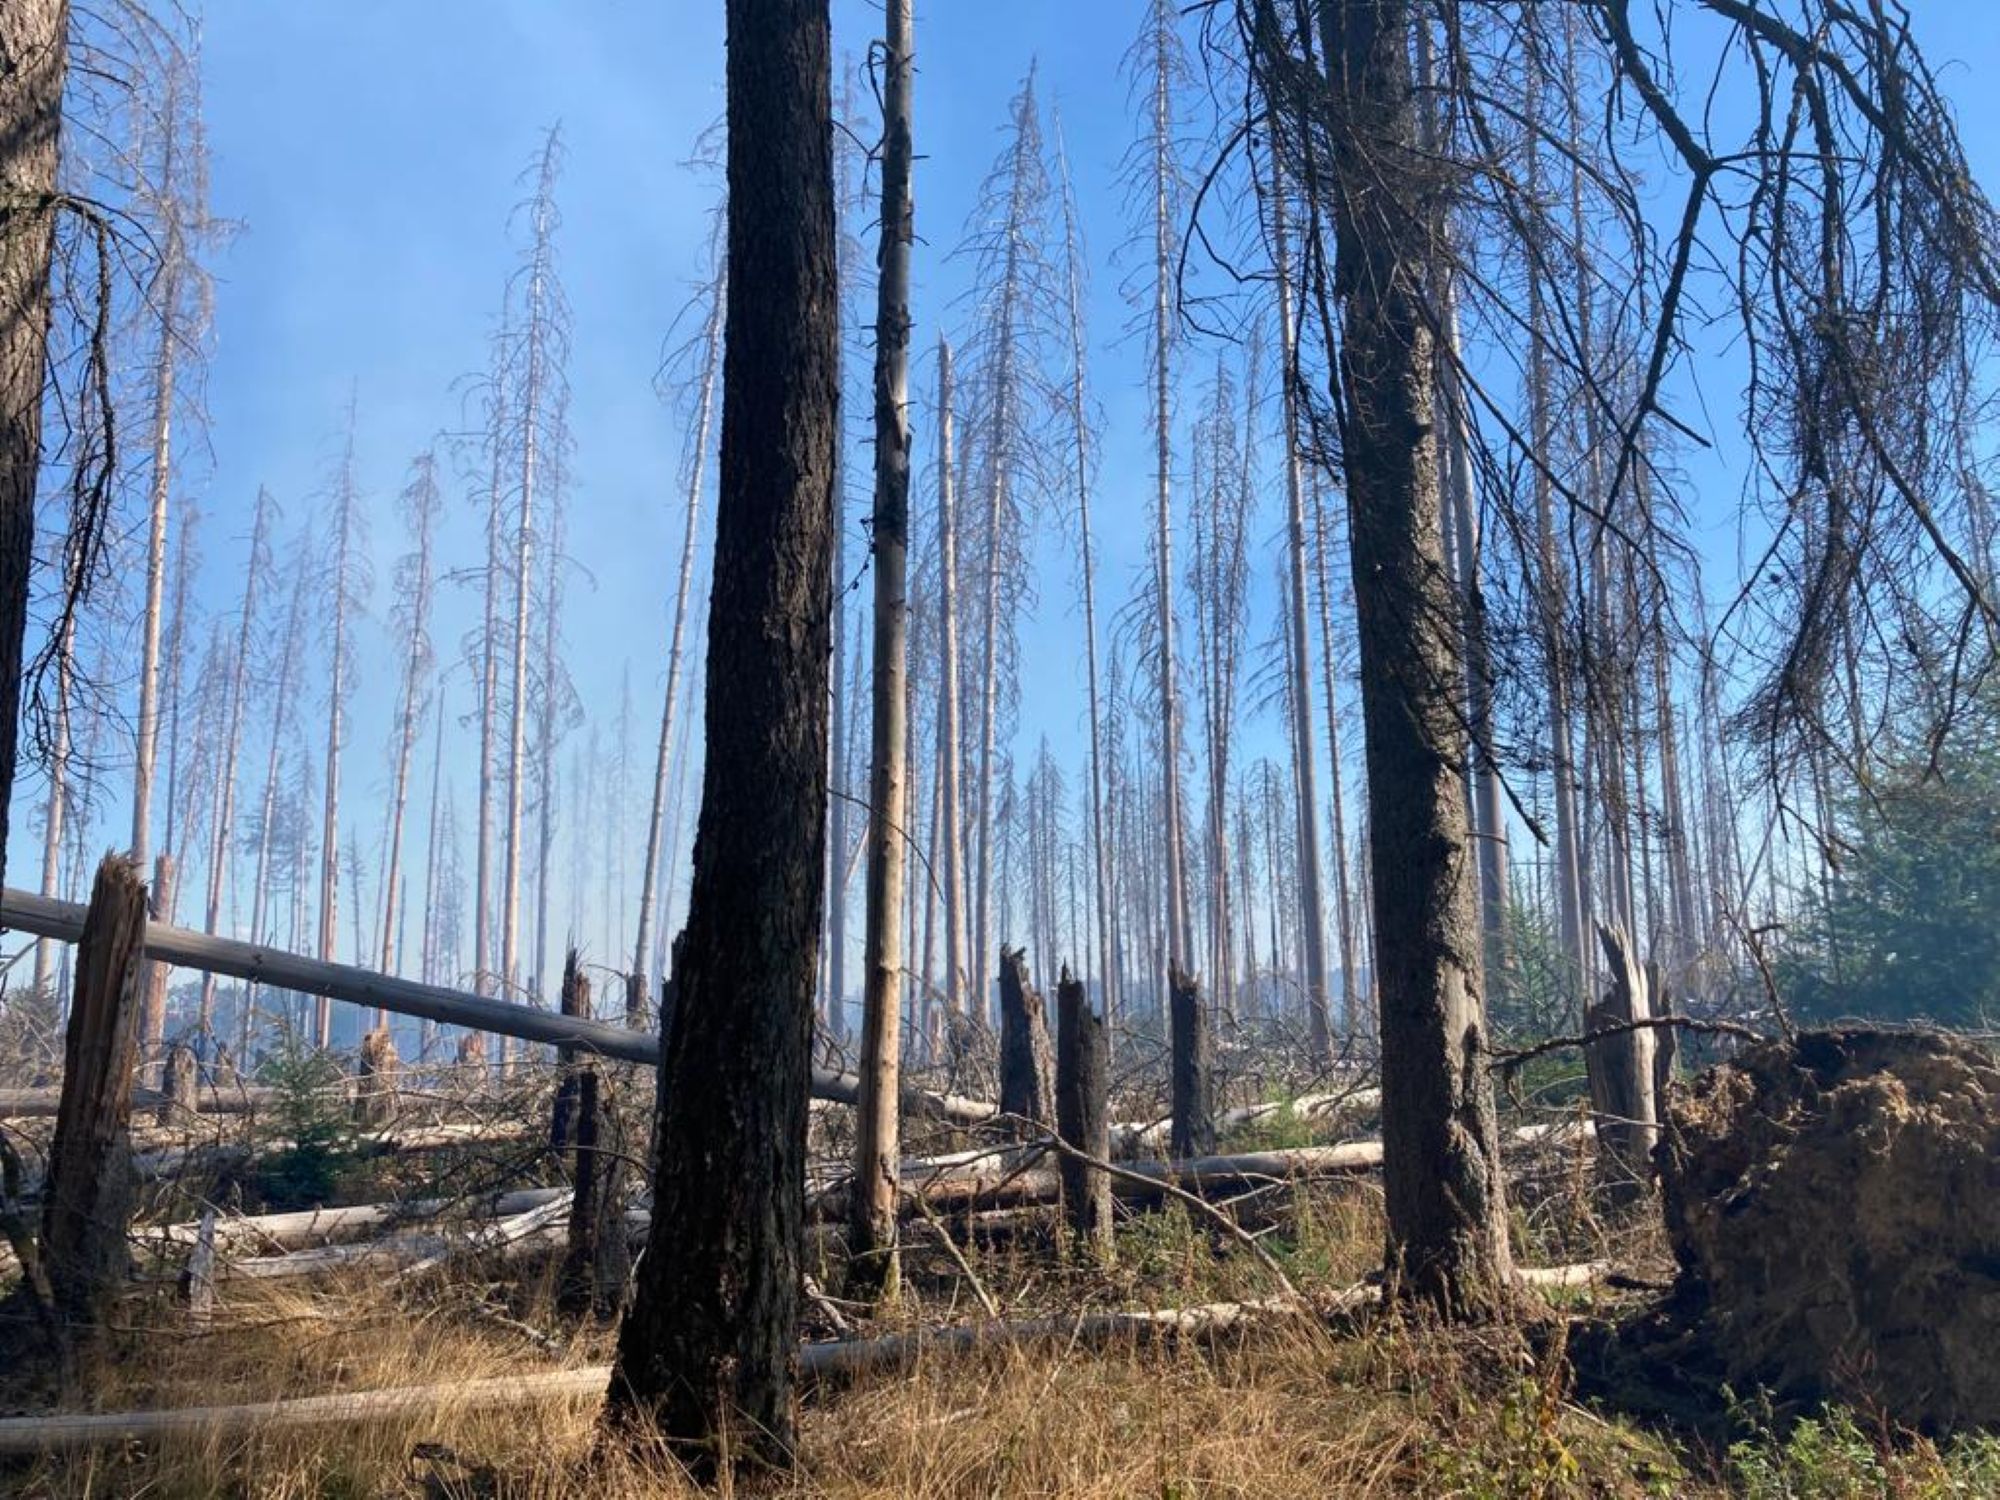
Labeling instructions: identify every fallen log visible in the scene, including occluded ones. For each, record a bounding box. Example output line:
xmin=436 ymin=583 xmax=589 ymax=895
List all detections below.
xmin=134 ymin=1187 xmax=575 ymax=1258
xmin=0 ymin=1263 xmax=1613 ymax=1453
xmin=1110 ymin=1088 xmax=1381 ymax=1158
xmin=1 ymin=886 xmax=995 ymax=1127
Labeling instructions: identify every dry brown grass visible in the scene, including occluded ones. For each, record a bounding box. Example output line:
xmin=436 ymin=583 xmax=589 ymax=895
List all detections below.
xmin=0 ymin=1185 xmax=1714 ymax=1500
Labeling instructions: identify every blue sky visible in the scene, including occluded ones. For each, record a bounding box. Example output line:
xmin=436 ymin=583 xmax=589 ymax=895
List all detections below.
xmin=24 ymin=1 xmax=2000 ymax=1001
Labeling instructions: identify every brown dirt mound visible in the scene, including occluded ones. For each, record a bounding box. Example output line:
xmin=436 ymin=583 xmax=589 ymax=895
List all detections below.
xmin=1659 ymin=1028 xmax=2000 ymax=1432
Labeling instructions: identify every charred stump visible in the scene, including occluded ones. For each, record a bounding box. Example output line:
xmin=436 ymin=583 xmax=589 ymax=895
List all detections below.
xmin=1169 ymin=966 xmax=1215 ymax=1159
xmin=1056 ymin=967 xmax=1113 ymax=1258
xmin=997 ymin=947 xmax=1055 ymax=1132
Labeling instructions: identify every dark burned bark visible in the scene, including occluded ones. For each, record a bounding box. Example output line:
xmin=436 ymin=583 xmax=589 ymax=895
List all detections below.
xmin=1319 ymin=0 xmax=1512 ymax=1317
xmin=1168 ymin=966 xmax=1215 ymax=1159
xmin=603 ymin=0 xmax=837 ymax=1476
xmin=42 ymin=856 xmax=146 ymax=1340
xmin=551 ymin=948 xmax=589 ymax=1151
xmin=997 ymin=947 xmax=1055 ymax=1131
xmin=0 ymin=0 xmax=66 ymax=899
xmin=1056 ymin=967 xmax=1113 ymax=1257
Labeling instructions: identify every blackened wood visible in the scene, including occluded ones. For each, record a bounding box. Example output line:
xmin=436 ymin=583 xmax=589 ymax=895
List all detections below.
xmin=1169 ymin=966 xmax=1215 ymax=1159
xmin=1056 ymin=967 xmax=1112 ymax=1256
xmin=605 ymin=0 xmax=838 ymax=1473
xmin=997 ymin=947 xmax=1055 ymax=1131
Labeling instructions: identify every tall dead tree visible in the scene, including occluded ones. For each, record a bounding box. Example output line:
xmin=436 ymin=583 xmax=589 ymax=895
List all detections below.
xmin=1133 ymin=0 xmax=1196 ymax=973
xmin=962 ymin=68 xmax=1055 ymax=1022
xmin=632 ymin=241 xmax=723 ymax=1020
xmin=195 ymin=484 xmax=275 ymax=1033
xmin=851 ymin=0 xmax=915 ymax=1304
xmin=1053 ymin=132 xmax=1117 ymax=1018
xmin=378 ymin=449 xmax=442 ymax=998
xmin=604 ymin=0 xmax=837 ymax=1471
xmin=501 ymin=129 xmax=568 ymax=1028
xmin=1265 ymin=148 xmax=1335 ymax=1056
xmin=315 ymin=406 xmax=367 ymax=1047
xmin=932 ymin=339 xmax=969 ymax=1021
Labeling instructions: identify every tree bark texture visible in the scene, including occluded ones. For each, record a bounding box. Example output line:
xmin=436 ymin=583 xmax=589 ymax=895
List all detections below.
xmin=997 ymin=946 xmax=1055 ymax=1132
xmin=1168 ymin=965 xmax=1215 ymax=1159
xmin=851 ymin=0 xmax=915 ymax=1305
xmin=604 ymin=0 xmax=837 ymax=1475
xmin=0 ymin=0 xmax=67 ymax=902
xmin=41 ymin=856 xmax=146 ymax=1337
xmin=1055 ymin=968 xmax=1113 ymax=1256
xmin=1319 ymin=0 xmax=1513 ymax=1317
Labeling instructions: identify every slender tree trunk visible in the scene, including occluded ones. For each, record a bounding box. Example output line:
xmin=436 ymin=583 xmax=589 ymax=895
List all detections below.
xmin=379 ymin=455 xmax=441 ymax=1010
xmin=1319 ymin=0 xmax=1512 ymax=1318
xmin=34 ymin=614 xmax=74 ymax=1002
xmin=605 ymin=0 xmax=836 ymax=1470
xmin=632 ymin=267 xmax=722 ymax=1003
xmin=198 ymin=487 xmax=274 ymax=1033
xmin=934 ymin=341 xmax=969 ymax=1019
xmin=1150 ymin=4 xmax=1193 ymax=971
xmin=317 ymin=415 xmax=361 ymax=1048
xmin=1269 ymin=168 xmax=1333 ymax=1060
xmin=474 ymin=320 xmax=509 ymax=1001
xmin=851 ymin=0 xmax=914 ymax=1304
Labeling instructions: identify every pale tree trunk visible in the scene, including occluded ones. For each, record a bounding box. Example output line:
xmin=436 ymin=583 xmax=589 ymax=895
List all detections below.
xmin=197 ymin=486 xmax=275 ymax=1034
xmin=532 ymin=422 xmax=570 ymax=1007
xmin=378 ymin=452 xmax=441 ymax=1009
xmin=1309 ymin=468 xmax=1360 ymax=1030
xmin=934 ymin=341 xmax=969 ymax=1020
xmin=633 ymin=262 xmax=721 ymax=1010
xmin=503 ymin=138 xmax=561 ymax=1042
xmin=317 ymin=415 xmax=362 ymax=1048
xmin=1268 ymin=163 xmax=1333 ymax=1059
xmin=1148 ymin=2 xmax=1193 ymax=972
xmin=132 ymin=153 xmax=186 ymax=878
xmin=604 ymin=0 xmax=836 ymax=1467
xmin=245 ymin=539 xmax=311 ymax=1052
xmin=1522 ymin=52 xmax=1587 ymax=1006
xmin=851 ymin=0 xmax=914 ymax=1302
xmin=474 ymin=315 xmax=508 ymax=1001
xmin=34 ymin=613 xmax=74 ymax=1001
xmin=1319 ymin=0 xmax=1512 ymax=1317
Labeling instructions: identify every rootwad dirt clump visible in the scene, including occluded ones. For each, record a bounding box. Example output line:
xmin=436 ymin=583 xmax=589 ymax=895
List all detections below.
xmin=1659 ymin=1027 xmax=2000 ymax=1433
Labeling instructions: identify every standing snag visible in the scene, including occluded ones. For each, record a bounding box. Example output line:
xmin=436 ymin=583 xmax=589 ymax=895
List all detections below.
xmin=603 ymin=0 xmax=839 ymax=1475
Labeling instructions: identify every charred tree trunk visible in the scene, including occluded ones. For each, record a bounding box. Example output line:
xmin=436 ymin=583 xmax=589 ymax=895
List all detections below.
xmin=41 ymin=856 xmax=146 ymax=1340
xmin=997 ymin=946 xmax=1055 ymax=1131
xmin=1318 ymin=0 xmax=1512 ymax=1317
xmin=1168 ymin=965 xmax=1214 ymax=1159
xmin=604 ymin=0 xmax=837 ymax=1473
xmin=0 ymin=0 xmax=66 ymax=904
xmin=551 ymin=948 xmax=589 ymax=1152
xmin=1056 ymin=967 xmax=1113 ymax=1256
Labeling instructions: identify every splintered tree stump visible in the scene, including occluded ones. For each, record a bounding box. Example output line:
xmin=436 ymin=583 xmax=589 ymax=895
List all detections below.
xmin=1169 ymin=966 xmax=1215 ymax=1160
xmin=1583 ymin=923 xmax=1662 ymax=1198
xmin=353 ymin=1027 xmax=400 ymax=1128
xmin=551 ymin=950 xmax=590 ymax=1152
xmin=997 ymin=947 xmax=1055 ymax=1133
xmin=1662 ymin=1029 xmax=2000 ymax=1432
xmin=1056 ymin=967 xmax=1113 ymax=1258
xmin=558 ymin=1068 xmax=626 ymax=1317
xmin=455 ymin=1030 xmax=487 ymax=1070
xmin=42 ymin=856 xmax=149 ymax=1337
xmin=157 ymin=1041 xmax=198 ymax=1127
